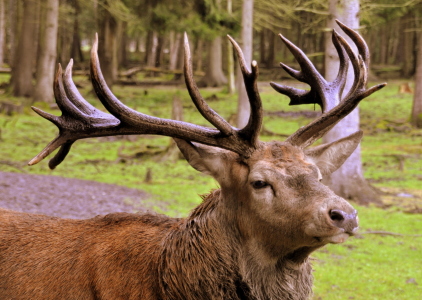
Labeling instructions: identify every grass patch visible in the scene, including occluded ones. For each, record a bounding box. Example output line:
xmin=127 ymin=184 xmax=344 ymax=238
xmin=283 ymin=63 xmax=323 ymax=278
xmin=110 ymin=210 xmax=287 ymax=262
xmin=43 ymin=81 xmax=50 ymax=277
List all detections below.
xmin=312 ymin=205 xmax=422 ymax=299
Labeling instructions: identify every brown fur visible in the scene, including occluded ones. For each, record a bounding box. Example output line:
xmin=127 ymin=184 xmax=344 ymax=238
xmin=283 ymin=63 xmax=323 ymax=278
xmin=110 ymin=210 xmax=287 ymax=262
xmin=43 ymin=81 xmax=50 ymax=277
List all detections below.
xmin=0 ymin=142 xmax=359 ymax=299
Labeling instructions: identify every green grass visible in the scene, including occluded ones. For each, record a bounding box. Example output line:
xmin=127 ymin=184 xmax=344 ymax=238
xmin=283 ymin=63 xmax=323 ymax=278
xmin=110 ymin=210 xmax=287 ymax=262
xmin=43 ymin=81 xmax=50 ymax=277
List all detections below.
xmin=0 ymin=78 xmax=421 ymax=299
xmin=312 ymin=206 xmax=422 ymax=299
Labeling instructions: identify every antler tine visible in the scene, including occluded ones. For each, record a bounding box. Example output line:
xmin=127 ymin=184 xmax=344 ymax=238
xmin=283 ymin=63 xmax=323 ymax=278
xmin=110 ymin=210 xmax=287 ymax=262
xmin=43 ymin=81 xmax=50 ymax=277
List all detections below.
xmin=277 ymin=21 xmax=386 ymax=148
xmin=277 ymin=34 xmax=323 ymax=84
xmin=63 ymin=60 xmax=101 ymax=117
xmin=335 ymin=20 xmax=369 ymax=67
xmin=227 ymin=35 xmax=263 ymax=147
xmin=28 ymin=60 xmax=121 ymax=168
xmin=271 ymin=31 xmax=350 ymax=112
xmin=330 ymin=30 xmax=350 ymax=105
xmin=28 ymin=65 xmax=86 ymax=167
xmin=183 ymin=33 xmax=234 ymax=136
xmin=53 ymin=64 xmax=79 ymax=116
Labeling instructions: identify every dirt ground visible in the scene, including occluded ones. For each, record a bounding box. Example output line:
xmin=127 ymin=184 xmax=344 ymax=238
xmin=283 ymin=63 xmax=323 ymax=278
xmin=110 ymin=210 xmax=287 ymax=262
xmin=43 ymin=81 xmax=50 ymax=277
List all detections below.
xmin=0 ymin=171 xmax=151 ymax=219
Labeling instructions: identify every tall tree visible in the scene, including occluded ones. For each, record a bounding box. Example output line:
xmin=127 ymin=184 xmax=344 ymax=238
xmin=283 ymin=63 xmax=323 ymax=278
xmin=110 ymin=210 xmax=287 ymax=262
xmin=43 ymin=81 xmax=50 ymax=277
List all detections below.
xmin=9 ymin=0 xmax=39 ymax=97
xmin=200 ymin=36 xmax=227 ymax=87
xmin=32 ymin=0 xmax=59 ymax=103
xmin=197 ymin=0 xmax=228 ymax=87
xmin=412 ymin=29 xmax=422 ymax=128
xmin=70 ymin=0 xmax=84 ymax=63
xmin=169 ymin=31 xmax=182 ymax=71
xmin=6 ymin=0 xmax=19 ymax=68
xmin=237 ymin=0 xmax=254 ymax=128
xmin=227 ymin=0 xmax=235 ymax=94
xmin=0 ymin=0 xmax=5 ymax=66
xmin=324 ymin=0 xmax=380 ymax=205
xmin=97 ymin=1 xmax=119 ymax=87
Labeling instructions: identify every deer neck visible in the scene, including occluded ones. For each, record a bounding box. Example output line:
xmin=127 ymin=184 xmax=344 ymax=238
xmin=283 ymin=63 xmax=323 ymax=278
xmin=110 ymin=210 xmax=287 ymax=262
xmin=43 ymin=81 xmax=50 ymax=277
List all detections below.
xmin=237 ymin=242 xmax=314 ymax=300
xmin=159 ymin=189 xmax=314 ymax=300
xmin=158 ymin=189 xmax=244 ymax=299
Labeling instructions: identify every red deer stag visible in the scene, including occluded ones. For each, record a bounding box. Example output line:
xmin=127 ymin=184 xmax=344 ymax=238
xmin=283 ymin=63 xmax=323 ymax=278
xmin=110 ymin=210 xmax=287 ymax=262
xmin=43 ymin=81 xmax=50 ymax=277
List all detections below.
xmin=0 ymin=21 xmax=385 ymax=299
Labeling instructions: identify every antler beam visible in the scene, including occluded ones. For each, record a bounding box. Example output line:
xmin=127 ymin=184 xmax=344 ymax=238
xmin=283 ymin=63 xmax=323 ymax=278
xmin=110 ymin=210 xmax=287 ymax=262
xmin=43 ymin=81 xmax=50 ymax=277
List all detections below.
xmin=29 ymin=34 xmax=263 ymax=169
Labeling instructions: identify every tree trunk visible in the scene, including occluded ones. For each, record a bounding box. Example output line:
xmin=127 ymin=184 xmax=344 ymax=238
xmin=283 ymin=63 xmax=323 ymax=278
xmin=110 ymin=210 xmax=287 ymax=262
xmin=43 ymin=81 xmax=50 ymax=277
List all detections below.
xmin=227 ymin=0 xmax=235 ymax=94
xmin=259 ymin=30 xmax=266 ymax=66
xmin=32 ymin=0 xmax=59 ymax=103
xmin=98 ymin=5 xmax=118 ymax=87
xmin=10 ymin=0 xmax=38 ymax=97
xmin=70 ymin=0 xmax=84 ymax=63
xmin=195 ymin=38 xmax=204 ymax=73
xmin=169 ymin=32 xmax=182 ymax=71
xmin=117 ymin=21 xmax=128 ymax=68
xmin=267 ymin=30 xmax=275 ymax=68
xmin=236 ymin=0 xmax=254 ymax=128
xmin=145 ymin=30 xmax=158 ymax=68
xmin=401 ymin=12 xmax=416 ymax=78
xmin=379 ymin=26 xmax=388 ymax=65
xmin=324 ymin=0 xmax=381 ymax=205
xmin=0 ymin=0 xmax=5 ymax=66
xmin=155 ymin=34 xmax=164 ymax=68
xmin=412 ymin=31 xmax=422 ymax=128
xmin=198 ymin=36 xmax=227 ymax=87
xmin=6 ymin=0 xmax=19 ymax=67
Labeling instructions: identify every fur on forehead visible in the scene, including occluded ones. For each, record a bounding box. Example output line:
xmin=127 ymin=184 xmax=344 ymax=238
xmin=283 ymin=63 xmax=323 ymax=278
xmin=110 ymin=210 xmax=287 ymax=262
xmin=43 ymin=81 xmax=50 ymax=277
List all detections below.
xmin=245 ymin=141 xmax=307 ymax=165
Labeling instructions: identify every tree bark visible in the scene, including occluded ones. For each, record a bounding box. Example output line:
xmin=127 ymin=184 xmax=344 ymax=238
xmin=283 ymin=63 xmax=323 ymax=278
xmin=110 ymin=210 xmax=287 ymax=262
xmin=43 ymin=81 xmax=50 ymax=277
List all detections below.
xmin=227 ymin=0 xmax=235 ymax=94
xmin=6 ymin=0 xmax=18 ymax=67
xmin=267 ymin=30 xmax=275 ymax=68
xmin=169 ymin=31 xmax=182 ymax=71
xmin=324 ymin=0 xmax=381 ymax=205
xmin=145 ymin=30 xmax=158 ymax=68
xmin=70 ymin=0 xmax=84 ymax=63
xmin=0 ymin=0 xmax=5 ymax=66
xmin=401 ymin=12 xmax=416 ymax=78
xmin=412 ymin=31 xmax=422 ymax=128
xmin=259 ymin=30 xmax=266 ymax=66
xmin=10 ymin=0 xmax=38 ymax=97
xmin=98 ymin=5 xmax=118 ymax=87
xmin=117 ymin=21 xmax=128 ymax=68
xmin=32 ymin=0 xmax=59 ymax=103
xmin=155 ymin=34 xmax=164 ymax=68
xmin=198 ymin=37 xmax=227 ymax=87
xmin=236 ymin=0 xmax=254 ymax=128
xmin=195 ymin=38 xmax=204 ymax=73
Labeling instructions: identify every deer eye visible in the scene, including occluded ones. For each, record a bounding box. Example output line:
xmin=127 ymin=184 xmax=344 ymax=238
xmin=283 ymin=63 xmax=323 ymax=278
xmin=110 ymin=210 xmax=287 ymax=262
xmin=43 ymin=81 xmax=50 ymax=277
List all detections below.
xmin=251 ymin=180 xmax=269 ymax=189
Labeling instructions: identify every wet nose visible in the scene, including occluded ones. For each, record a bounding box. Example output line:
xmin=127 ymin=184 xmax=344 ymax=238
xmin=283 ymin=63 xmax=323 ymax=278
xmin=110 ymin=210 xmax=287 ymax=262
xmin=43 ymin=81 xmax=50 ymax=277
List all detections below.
xmin=329 ymin=209 xmax=358 ymax=234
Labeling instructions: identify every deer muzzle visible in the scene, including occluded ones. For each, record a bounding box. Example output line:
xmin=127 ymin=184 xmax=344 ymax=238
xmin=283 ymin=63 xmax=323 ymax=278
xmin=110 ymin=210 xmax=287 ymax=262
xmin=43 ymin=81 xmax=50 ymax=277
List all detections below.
xmin=329 ymin=209 xmax=359 ymax=235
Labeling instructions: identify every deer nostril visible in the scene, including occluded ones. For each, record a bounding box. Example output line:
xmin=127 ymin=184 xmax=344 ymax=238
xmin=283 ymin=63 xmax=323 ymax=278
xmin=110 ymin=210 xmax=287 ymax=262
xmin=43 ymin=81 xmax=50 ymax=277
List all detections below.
xmin=329 ymin=209 xmax=345 ymax=222
xmin=329 ymin=209 xmax=358 ymax=234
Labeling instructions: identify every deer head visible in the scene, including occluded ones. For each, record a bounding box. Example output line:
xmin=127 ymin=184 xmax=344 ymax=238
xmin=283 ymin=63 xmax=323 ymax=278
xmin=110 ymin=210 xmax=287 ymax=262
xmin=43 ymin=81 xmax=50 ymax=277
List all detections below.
xmin=29 ymin=21 xmax=385 ymax=269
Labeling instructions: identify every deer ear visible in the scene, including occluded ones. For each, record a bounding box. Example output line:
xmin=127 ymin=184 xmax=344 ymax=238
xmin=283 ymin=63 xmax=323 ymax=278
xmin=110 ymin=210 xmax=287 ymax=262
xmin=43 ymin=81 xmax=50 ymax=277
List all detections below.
xmin=305 ymin=131 xmax=363 ymax=176
xmin=173 ymin=138 xmax=232 ymax=177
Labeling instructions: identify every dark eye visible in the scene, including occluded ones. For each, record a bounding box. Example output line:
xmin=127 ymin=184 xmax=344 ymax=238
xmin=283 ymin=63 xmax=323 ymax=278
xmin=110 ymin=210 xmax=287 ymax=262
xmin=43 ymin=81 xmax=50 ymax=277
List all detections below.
xmin=251 ymin=180 xmax=269 ymax=189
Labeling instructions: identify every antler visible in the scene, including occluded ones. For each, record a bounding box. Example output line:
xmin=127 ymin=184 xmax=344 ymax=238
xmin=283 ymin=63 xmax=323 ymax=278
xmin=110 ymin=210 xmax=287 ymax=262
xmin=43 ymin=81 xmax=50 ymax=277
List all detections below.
xmin=29 ymin=33 xmax=263 ymax=169
xmin=271 ymin=20 xmax=386 ymax=148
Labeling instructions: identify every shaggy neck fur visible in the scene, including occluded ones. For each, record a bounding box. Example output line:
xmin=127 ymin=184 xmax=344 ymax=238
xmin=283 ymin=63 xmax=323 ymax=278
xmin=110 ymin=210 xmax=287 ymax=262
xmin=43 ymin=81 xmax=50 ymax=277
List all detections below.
xmin=158 ymin=190 xmax=314 ymax=300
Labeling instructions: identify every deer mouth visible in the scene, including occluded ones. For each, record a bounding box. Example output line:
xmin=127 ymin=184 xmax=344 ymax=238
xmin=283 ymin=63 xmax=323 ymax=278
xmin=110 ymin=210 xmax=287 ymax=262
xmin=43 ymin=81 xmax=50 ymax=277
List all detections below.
xmin=319 ymin=232 xmax=350 ymax=244
xmin=314 ymin=227 xmax=358 ymax=245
